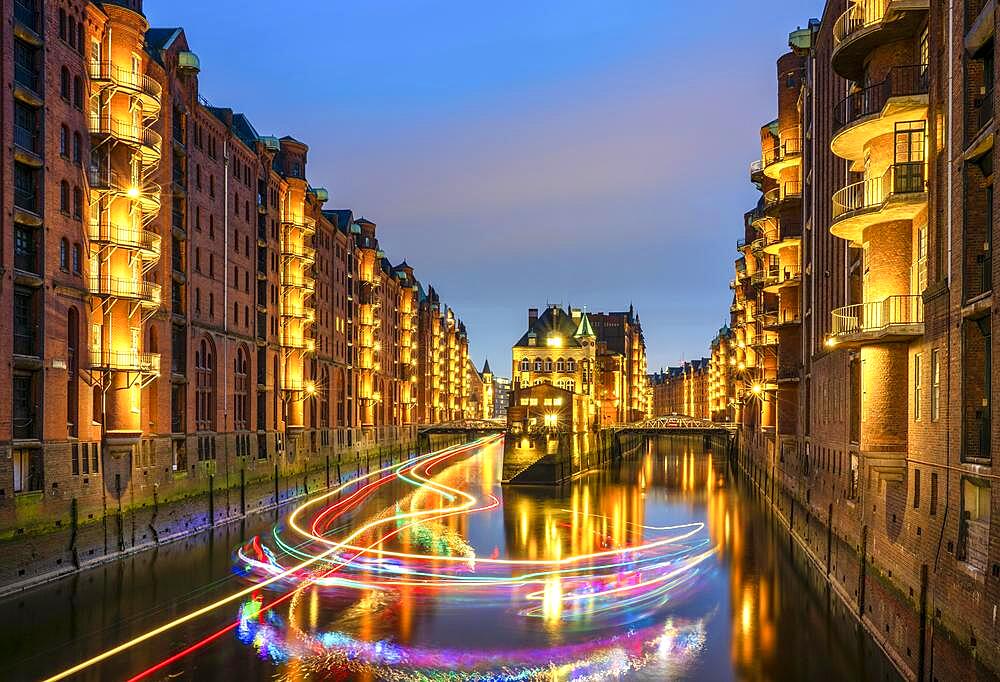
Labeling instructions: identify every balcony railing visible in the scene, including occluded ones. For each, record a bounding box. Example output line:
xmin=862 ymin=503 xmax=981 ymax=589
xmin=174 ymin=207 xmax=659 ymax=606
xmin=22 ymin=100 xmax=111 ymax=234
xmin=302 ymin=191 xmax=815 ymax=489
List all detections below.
xmin=764 ymin=181 xmax=803 ymax=210
xmin=88 ymin=62 xmax=162 ymax=106
xmin=762 ymin=130 xmax=802 ymax=171
xmin=282 ymin=218 xmax=316 ymax=236
xmin=90 ymin=349 xmax=161 ymax=374
xmin=834 ymin=65 xmax=929 ymax=133
xmin=832 ymin=162 xmax=926 ymax=221
xmin=14 ymin=330 xmax=37 ymax=357
xmin=89 ymin=275 xmax=162 ymax=305
xmin=89 ymin=116 xmax=162 ymax=157
xmin=834 ymin=0 xmax=890 ymax=46
xmin=14 ymin=64 xmax=40 ymax=97
xmin=831 ymin=294 xmax=924 ymax=338
xmin=89 ymin=221 xmax=162 ymax=256
xmin=281 ymin=242 xmax=316 ymax=261
xmin=973 ymin=88 xmax=994 ymax=139
xmin=749 ymin=159 xmax=764 ymax=182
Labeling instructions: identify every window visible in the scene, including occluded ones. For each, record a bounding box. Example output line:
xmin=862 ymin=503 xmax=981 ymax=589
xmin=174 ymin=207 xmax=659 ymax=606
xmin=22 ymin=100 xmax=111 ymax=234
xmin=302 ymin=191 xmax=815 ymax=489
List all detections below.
xmin=913 ymin=469 xmax=921 ymax=509
xmin=60 ymin=66 xmax=70 ymax=100
xmin=913 ymin=353 xmax=922 ymax=421
xmin=544 ymin=359 xmax=552 ymax=372
xmin=520 ymin=359 xmax=529 ymax=372
xmin=12 ymin=448 xmax=43 ymax=494
xmin=59 ymin=8 xmax=66 ymax=39
xmin=534 ymin=358 xmax=542 ymax=372
xmin=72 ymin=186 xmax=82 ymax=219
xmin=567 ymin=359 xmax=576 ymax=372
xmin=13 ymin=372 xmax=38 ymax=439
xmin=848 ymin=452 xmax=859 ymax=499
xmin=930 ymin=349 xmax=940 ymax=421
xmin=60 ymin=125 xmax=69 ymax=157
xmin=73 ymin=76 xmax=83 ymax=109
xmin=195 ymin=337 xmax=216 ymax=432
xmin=59 ymin=238 xmax=69 ymax=271
xmin=72 ymin=243 xmax=82 ymax=274
xmin=73 ymin=132 xmax=82 ymax=165
xmin=234 ymin=346 xmax=249 ymax=431
xmin=556 ymin=359 xmax=565 ymax=372
xmin=930 ymin=472 xmax=938 ymax=516
xmin=67 ymin=307 xmax=79 ymax=437
xmin=60 ymin=181 xmax=70 ymax=214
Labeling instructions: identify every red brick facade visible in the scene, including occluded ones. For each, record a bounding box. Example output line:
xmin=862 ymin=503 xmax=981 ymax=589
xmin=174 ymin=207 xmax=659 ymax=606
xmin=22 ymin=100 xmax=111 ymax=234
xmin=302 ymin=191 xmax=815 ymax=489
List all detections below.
xmin=0 ymin=0 xmax=474 ymax=547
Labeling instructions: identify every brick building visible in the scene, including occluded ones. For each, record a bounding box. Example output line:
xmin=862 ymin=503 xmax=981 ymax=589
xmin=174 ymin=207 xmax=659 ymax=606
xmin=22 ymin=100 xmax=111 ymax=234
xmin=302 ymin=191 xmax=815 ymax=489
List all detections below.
xmin=0 ymin=0 xmax=472 ymax=537
xmin=510 ymin=304 xmax=648 ymax=431
xmin=648 ymin=359 xmax=711 ymax=420
xmin=701 ymin=2 xmax=1000 ymax=678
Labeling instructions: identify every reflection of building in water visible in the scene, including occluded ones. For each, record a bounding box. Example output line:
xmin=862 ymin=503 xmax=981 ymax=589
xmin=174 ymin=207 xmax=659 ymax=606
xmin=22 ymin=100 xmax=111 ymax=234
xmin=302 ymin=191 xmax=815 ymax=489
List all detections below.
xmin=501 ymin=472 xmax=647 ymax=562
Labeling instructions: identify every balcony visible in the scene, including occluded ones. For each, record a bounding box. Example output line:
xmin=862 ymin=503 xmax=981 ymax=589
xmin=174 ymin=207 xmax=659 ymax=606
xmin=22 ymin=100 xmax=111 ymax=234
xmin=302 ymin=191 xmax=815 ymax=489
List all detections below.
xmin=832 ymin=0 xmax=930 ymax=82
xmin=763 ymin=266 xmax=802 ymax=293
xmin=761 ymin=129 xmax=802 ymax=179
xmin=749 ymin=159 xmax=765 ymax=184
xmin=832 ymin=65 xmax=929 ymax=161
xmin=90 ymin=349 xmax=161 ymax=375
xmin=87 ymin=168 xmax=162 ymax=214
xmin=14 ymin=0 xmax=41 ymax=39
xmin=282 ymin=218 xmax=316 ymax=236
xmin=831 ymin=162 xmax=927 ymax=244
xmin=88 ymin=62 xmax=162 ymax=113
xmin=280 ymin=242 xmax=316 ymax=262
xmin=89 ymin=221 xmax=162 ymax=259
xmin=13 ymin=125 xmax=41 ymax=166
xmin=763 ymin=181 xmax=802 ymax=217
xmin=282 ymin=273 xmax=316 ymax=291
xmin=89 ymin=275 xmax=162 ymax=307
xmin=831 ymin=294 xmax=924 ymax=344
xmin=89 ymin=116 xmax=162 ymax=163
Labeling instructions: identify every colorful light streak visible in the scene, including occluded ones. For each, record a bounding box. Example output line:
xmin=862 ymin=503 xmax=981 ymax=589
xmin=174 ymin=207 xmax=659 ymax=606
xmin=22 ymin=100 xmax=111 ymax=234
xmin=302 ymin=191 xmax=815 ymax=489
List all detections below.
xmin=46 ymin=435 xmax=718 ymax=680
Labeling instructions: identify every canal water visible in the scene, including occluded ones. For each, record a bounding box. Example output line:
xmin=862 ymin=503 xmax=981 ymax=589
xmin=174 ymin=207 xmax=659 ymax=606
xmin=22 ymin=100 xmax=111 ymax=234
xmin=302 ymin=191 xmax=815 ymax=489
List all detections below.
xmin=0 ymin=436 xmax=901 ymax=681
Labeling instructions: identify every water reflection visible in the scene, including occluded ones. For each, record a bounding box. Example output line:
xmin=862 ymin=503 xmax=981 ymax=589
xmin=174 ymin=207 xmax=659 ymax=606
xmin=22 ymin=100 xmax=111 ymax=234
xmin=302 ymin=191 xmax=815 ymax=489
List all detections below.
xmin=0 ymin=436 xmax=900 ymax=681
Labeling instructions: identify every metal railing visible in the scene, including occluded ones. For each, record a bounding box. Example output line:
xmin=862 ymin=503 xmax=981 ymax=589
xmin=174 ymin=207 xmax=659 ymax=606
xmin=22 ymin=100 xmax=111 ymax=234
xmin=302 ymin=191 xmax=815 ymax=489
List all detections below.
xmin=88 ymin=62 xmax=163 ymax=104
xmin=282 ymin=219 xmax=317 ymax=235
xmin=89 ymin=275 xmax=162 ymax=305
xmin=834 ymin=65 xmax=929 ymax=132
xmin=280 ymin=242 xmax=316 ymax=261
xmin=89 ymin=221 xmax=162 ymax=254
xmin=974 ymin=88 xmax=994 ymax=138
xmin=831 ymin=294 xmax=924 ymax=336
xmin=90 ymin=349 xmax=161 ymax=373
xmin=90 ymin=116 xmax=162 ymax=155
xmin=832 ymin=162 xmax=926 ymax=221
xmin=834 ymin=0 xmax=889 ymax=45
xmin=764 ymin=181 xmax=803 ymax=208
xmin=762 ymin=129 xmax=802 ymax=168
xmin=749 ymin=159 xmax=764 ymax=179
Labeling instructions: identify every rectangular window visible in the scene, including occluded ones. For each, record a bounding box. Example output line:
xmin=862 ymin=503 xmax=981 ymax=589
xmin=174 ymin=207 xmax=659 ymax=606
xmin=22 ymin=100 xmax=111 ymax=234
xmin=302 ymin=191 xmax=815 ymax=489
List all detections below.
xmin=849 ymin=453 xmax=860 ymax=500
xmin=913 ymin=353 xmax=922 ymax=421
xmin=930 ymin=348 xmax=940 ymax=421
xmin=13 ymin=448 xmax=43 ymax=493
xmin=930 ymin=472 xmax=938 ymax=516
xmin=913 ymin=468 xmax=921 ymax=509
xmin=71 ymin=444 xmax=80 ymax=476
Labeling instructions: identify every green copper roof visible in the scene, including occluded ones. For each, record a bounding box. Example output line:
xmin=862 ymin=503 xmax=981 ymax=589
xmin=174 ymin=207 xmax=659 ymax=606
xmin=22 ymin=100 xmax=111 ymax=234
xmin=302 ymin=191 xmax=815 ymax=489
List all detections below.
xmin=574 ymin=312 xmax=595 ymax=338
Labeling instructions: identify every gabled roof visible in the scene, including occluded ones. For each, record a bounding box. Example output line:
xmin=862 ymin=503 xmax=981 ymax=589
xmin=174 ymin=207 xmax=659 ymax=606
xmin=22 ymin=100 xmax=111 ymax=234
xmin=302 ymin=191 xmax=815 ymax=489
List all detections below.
xmin=146 ymin=27 xmax=182 ymax=53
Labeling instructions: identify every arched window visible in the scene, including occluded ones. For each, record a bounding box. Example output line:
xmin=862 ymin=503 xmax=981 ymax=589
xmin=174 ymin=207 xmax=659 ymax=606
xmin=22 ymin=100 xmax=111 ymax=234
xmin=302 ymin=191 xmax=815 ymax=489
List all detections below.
xmin=567 ymin=359 xmax=576 ymax=372
xmin=320 ymin=367 xmax=330 ymax=428
xmin=59 ymin=9 xmax=67 ymax=39
xmin=519 ymin=358 xmax=530 ymax=372
xmin=72 ymin=76 xmax=83 ymax=109
xmin=72 ymin=186 xmax=82 ymax=219
xmin=195 ymin=337 xmax=216 ymax=431
xmin=77 ymin=24 xmax=84 ymax=54
xmin=67 ymin=16 xmax=76 ymax=48
xmin=544 ymin=358 xmax=552 ymax=372
xmin=60 ymin=181 xmax=70 ymax=213
xmin=534 ymin=358 xmax=543 ymax=372
xmin=72 ymin=132 xmax=82 ymax=164
xmin=60 ymin=126 xmax=69 ymax=157
xmin=72 ymin=243 xmax=81 ymax=274
xmin=60 ymin=67 xmax=70 ymax=100
xmin=556 ymin=358 xmax=565 ymax=372
xmin=234 ymin=345 xmax=248 ymax=431
xmin=566 ymin=380 xmax=576 ymax=393
xmin=59 ymin=239 xmax=69 ymax=271
xmin=67 ymin=307 xmax=79 ymax=437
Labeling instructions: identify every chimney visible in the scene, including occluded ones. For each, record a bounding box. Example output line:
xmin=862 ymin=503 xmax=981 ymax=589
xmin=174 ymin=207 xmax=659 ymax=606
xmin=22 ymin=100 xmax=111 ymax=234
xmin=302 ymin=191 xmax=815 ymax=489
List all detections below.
xmin=528 ymin=308 xmax=538 ymax=328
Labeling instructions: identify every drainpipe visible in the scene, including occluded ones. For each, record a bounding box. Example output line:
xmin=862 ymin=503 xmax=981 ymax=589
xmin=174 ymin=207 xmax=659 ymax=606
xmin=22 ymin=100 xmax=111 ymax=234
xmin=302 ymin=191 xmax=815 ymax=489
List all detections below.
xmin=223 ymin=136 xmax=229 ymax=431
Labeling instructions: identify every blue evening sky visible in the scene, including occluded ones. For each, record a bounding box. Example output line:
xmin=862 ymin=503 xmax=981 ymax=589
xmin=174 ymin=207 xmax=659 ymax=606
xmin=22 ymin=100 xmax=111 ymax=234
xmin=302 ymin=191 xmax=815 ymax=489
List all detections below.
xmin=146 ymin=1 xmax=820 ymax=376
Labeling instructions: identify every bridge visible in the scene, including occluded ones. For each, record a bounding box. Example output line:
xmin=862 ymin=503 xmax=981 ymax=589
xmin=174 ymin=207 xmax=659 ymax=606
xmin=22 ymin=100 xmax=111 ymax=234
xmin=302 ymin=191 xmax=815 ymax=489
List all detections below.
xmin=418 ymin=419 xmax=506 ymax=436
xmin=611 ymin=415 xmax=738 ymax=436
